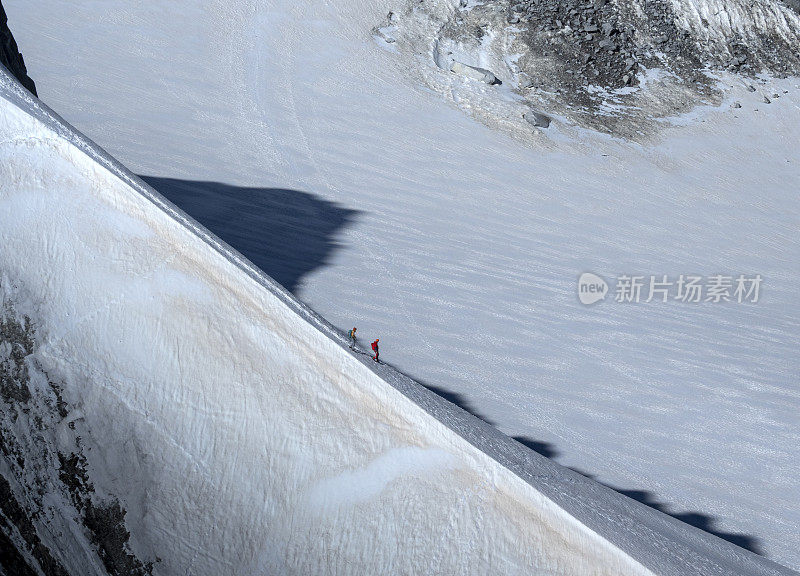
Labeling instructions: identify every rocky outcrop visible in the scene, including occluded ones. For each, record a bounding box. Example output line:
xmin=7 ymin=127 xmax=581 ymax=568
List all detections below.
xmin=0 ymin=2 xmax=36 ymax=96
xmin=506 ymin=0 xmax=800 ymax=89
xmin=391 ymin=0 xmax=800 ymax=136
xmin=0 ymin=301 xmax=153 ymax=576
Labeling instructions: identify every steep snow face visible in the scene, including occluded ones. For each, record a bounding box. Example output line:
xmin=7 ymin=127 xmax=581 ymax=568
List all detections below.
xmin=3 ymin=70 xmax=799 ymax=576
xmin=0 ymin=78 xmax=663 ymax=576
xmin=4 ymin=0 xmax=800 ymax=571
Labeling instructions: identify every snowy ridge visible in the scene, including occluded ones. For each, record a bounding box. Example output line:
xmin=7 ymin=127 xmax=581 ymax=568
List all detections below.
xmin=6 ymin=0 xmax=800 ymax=569
xmin=0 ymin=67 xmax=795 ymax=575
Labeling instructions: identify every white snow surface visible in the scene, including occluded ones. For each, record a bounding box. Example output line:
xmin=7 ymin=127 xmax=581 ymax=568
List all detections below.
xmin=0 ymin=75 xmax=658 ymax=576
xmin=4 ymin=0 xmax=800 ymax=570
xmin=2 ymin=65 xmax=798 ymax=576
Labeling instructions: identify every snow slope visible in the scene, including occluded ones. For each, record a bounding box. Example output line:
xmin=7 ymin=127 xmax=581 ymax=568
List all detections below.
xmin=5 ymin=0 xmax=800 ymax=570
xmin=0 ymin=69 xmax=641 ymax=576
xmin=1 ymin=64 xmax=798 ymax=576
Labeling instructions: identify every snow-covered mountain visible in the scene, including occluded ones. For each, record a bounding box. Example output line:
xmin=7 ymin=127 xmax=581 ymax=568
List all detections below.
xmin=2 ymin=67 xmax=794 ymax=575
xmin=1 ymin=0 xmax=799 ymax=573
xmin=2 ymin=59 xmax=799 ymax=576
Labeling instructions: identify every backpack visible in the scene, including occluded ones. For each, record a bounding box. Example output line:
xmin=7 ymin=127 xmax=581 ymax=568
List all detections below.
xmin=371 ymin=341 xmax=377 ymax=351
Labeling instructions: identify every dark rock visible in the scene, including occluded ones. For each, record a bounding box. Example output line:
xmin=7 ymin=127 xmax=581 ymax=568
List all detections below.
xmin=0 ymin=2 xmax=37 ymax=96
xmin=598 ymin=38 xmax=616 ymax=51
xmin=524 ymin=110 xmax=551 ymax=128
xmin=485 ymin=0 xmax=800 ymax=131
xmin=0 ymin=475 xmax=70 ymax=576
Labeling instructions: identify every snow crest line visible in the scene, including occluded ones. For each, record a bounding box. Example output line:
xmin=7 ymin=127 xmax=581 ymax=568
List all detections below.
xmin=0 ymin=67 xmax=795 ymax=576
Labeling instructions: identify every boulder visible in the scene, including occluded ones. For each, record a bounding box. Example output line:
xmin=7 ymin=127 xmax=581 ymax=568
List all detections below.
xmin=450 ymin=60 xmax=498 ymax=84
xmin=598 ymin=38 xmax=616 ymax=51
xmin=524 ymin=110 xmax=551 ymax=128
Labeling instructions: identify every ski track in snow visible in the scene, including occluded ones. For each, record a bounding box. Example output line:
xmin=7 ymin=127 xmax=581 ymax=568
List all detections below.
xmin=4 ymin=0 xmax=800 ymax=569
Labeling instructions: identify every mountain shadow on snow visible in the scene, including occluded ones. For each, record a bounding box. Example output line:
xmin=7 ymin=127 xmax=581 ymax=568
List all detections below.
xmin=403 ymin=371 xmax=766 ymax=557
xmin=140 ymin=177 xmax=359 ymax=294
xmin=567 ymin=467 xmax=765 ymax=556
xmin=137 ymin=174 xmax=772 ymax=563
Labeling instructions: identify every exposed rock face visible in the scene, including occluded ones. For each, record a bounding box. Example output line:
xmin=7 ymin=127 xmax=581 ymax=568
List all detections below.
xmin=783 ymin=0 xmax=800 ymax=13
xmin=0 ymin=297 xmax=153 ymax=576
xmin=388 ymin=0 xmax=800 ymax=136
xmin=507 ymin=0 xmax=800 ymax=92
xmin=0 ymin=2 xmax=36 ymax=96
